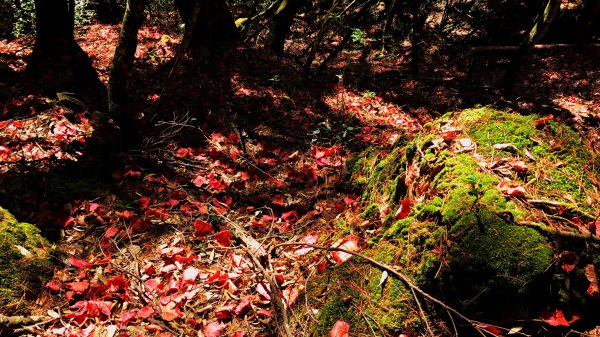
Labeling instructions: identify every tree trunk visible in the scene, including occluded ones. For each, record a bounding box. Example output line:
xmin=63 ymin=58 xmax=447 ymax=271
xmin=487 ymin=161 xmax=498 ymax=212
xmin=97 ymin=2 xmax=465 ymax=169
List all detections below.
xmin=264 ymin=0 xmax=308 ymax=56
xmin=409 ymin=0 xmax=432 ymax=77
xmin=502 ymin=0 xmax=561 ymax=92
xmin=174 ymin=0 xmax=238 ymax=60
xmin=580 ymin=0 xmax=600 ymax=37
xmin=107 ymin=0 xmax=146 ymax=147
xmin=28 ymin=0 xmax=105 ymax=108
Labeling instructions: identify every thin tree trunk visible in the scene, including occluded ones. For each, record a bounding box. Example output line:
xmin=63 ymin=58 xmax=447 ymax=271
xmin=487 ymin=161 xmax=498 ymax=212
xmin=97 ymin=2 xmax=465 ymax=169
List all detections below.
xmin=28 ymin=0 xmax=104 ymax=108
xmin=502 ymin=0 xmax=561 ymax=91
xmin=174 ymin=0 xmax=238 ymax=60
xmin=410 ymin=0 xmax=431 ymax=77
xmin=264 ymin=0 xmax=308 ymax=56
xmin=580 ymin=0 xmax=600 ymax=37
xmin=108 ymin=0 xmax=146 ymax=147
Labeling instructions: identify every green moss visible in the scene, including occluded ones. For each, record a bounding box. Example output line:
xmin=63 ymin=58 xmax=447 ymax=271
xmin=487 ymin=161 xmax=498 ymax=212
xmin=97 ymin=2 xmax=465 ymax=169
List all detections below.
xmin=0 ymin=207 xmax=53 ymax=312
xmin=442 ymin=208 xmax=552 ymax=308
xmin=456 ymin=107 xmax=598 ymax=211
xmin=385 ymin=217 xmax=414 ymax=239
xmin=360 ymin=204 xmax=380 ymax=219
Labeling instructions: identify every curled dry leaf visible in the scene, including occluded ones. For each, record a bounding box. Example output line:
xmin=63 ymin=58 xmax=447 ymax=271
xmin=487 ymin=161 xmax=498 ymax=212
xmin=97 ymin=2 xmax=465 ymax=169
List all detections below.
xmin=585 ymin=264 xmax=600 ymax=298
xmin=331 ymin=235 xmax=361 ymax=264
xmin=560 ymin=251 xmax=578 ymax=273
xmin=497 ymin=178 xmax=527 ymax=197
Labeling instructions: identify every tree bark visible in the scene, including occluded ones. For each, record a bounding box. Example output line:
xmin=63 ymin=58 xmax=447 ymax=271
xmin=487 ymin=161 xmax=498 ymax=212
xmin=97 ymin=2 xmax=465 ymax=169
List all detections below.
xmin=409 ymin=0 xmax=433 ymax=77
xmin=28 ymin=0 xmax=105 ymax=108
xmin=264 ymin=0 xmax=309 ymax=56
xmin=580 ymin=0 xmax=600 ymax=37
xmin=502 ymin=0 xmax=561 ymax=92
xmin=107 ymin=0 xmax=146 ymax=147
xmin=174 ymin=0 xmax=238 ymax=60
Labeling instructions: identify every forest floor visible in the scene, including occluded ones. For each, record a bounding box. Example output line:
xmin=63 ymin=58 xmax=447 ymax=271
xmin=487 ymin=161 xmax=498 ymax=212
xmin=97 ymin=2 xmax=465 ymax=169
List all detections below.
xmin=0 ymin=15 xmax=599 ymax=337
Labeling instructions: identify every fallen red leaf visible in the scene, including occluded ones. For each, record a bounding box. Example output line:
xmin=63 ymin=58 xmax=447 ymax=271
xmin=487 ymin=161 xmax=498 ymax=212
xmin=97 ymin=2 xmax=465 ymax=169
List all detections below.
xmin=193 ymin=220 xmax=214 ymax=238
xmin=329 ymin=320 xmax=350 ymax=337
xmin=204 ymin=320 xmax=225 ymax=337
xmin=215 ymin=230 xmax=234 ymax=246
xmin=534 ymin=114 xmax=554 ymax=127
xmin=331 ymin=235 xmax=361 ymax=264
xmin=395 ymin=198 xmax=412 ymax=219
xmin=214 ymin=303 xmax=236 ymax=319
xmin=137 ymin=306 xmax=155 ymax=319
xmin=281 ymin=210 xmax=298 ymax=222
xmin=541 ymin=308 xmax=579 ymax=326
xmin=234 ymin=296 xmax=252 ymax=316
xmin=160 ymin=302 xmax=183 ymax=321
xmin=560 ymin=251 xmax=578 ymax=273
xmin=104 ymin=227 xmax=119 ymax=238
xmin=497 ymin=178 xmax=527 ymax=197
xmin=475 ymin=324 xmax=501 ymax=336
xmin=137 ymin=197 xmax=151 ymax=210
xmin=45 ymin=280 xmax=62 ymax=291
xmin=272 ymin=194 xmax=285 ymax=206
xmin=68 ymin=256 xmax=90 ymax=269
xmin=65 ymin=281 xmax=89 ymax=294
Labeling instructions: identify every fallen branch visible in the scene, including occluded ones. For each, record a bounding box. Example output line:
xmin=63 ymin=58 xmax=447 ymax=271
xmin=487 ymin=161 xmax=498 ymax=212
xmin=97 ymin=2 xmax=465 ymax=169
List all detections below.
xmin=218 ymin=213 xmax=292 ymax=337
xmin=520 ymin=221 xmax=600 ymax=243
xmin=471 ymin=43 xmax=600 ymax=54
xmin=272 ymin=242 xmax=489 ymax=337
xmin=1 ymin=314 xmax=56 ymax=336
xmin=526 ymin=199 xmax=595 ymax=220
xmin=0 ymin=314 xmax=47 ymax=329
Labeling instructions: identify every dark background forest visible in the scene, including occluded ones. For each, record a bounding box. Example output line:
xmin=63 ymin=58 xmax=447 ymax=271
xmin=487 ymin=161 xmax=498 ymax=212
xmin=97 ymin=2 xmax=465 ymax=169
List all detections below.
xmin=0 ymin=0 xmax=599 ymax=336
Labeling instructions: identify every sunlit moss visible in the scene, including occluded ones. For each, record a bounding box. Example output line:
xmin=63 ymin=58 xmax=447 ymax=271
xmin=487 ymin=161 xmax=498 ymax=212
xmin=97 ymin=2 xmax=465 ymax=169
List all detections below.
xmin=0 ymin=207 xmax=53 ymax=312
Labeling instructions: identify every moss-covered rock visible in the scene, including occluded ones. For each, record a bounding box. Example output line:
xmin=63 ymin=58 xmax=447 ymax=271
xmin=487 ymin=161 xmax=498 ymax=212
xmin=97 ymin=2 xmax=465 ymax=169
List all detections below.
xmin=330 ymin=106 xmax=600 ymax=335
xmin=0 ymin=207 xmax=53 ymax=313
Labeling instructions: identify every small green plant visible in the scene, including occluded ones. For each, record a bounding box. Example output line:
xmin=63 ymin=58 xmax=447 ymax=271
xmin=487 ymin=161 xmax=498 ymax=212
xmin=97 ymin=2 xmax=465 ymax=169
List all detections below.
xmin=465 ymin=174 xmax=482 ymax=208
xmin=309 ymin=120 xmax=357 ymax=146
xmin=362 ymin=91 xmax=376 ymax=98
xmin=351 ymin=28 xmax=368 ymax=46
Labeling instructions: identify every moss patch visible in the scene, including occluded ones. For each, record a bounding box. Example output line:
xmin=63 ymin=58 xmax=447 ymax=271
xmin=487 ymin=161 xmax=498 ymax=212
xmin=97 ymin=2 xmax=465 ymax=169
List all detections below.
xmin=0 ymin=207 xmax=53 ymax=313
